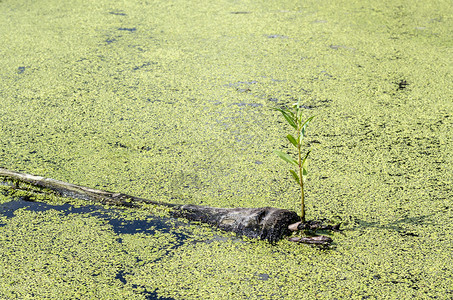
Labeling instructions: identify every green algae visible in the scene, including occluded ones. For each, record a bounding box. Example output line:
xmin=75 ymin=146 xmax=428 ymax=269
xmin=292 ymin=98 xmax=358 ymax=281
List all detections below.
xmin=0 ymin=0 xmax=452 ymax=298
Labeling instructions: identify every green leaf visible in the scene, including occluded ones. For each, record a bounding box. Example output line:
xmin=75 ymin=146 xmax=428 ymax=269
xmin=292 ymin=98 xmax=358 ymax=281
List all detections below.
xmin=299 ymin=116 xmax=315 ymax=144
xmin=274 ymin=150 xmax=298 ymax=165
xmin=289 ymin=170 xmax=301 ymax=186
xmin=286 ymin=109 xmax=295 ymax=119
xmin=286 ymin=134 xmax=298 ymax=147
xmin=281 ymin=111 xmax=297 ymax=129
xmin=301 ymin=150 xmax=310 ymax=168
xmin=288 ymin=110 xmax=298 ymax=127
xmin=273 ymin=107 xmax=297 ymax=129
xmin=302 ymin=167 xmax=308 ymax=182
xmin=303 ymin=156 xmax=309 ymax=173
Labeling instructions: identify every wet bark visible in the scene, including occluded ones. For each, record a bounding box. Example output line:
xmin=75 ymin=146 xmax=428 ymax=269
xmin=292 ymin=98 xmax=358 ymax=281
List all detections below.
xmin=287 ymin=220 xmax=340 ymax=246
xmin=0 ymin=168 xmax=177 ymax=208
xmin=288 ymin=235 xmax=333 ymax=245
xmin=289 ymin=220 xmax=341 ymax=232
xmin=0 ymin=168 xmax=299 ymax=242
xmin=172 ymin=205 xmax=300 ymax=243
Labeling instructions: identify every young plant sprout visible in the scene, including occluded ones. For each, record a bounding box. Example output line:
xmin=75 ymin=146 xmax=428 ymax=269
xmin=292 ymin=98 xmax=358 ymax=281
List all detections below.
xmin=273 ymin=99 xmax=314 ymax=223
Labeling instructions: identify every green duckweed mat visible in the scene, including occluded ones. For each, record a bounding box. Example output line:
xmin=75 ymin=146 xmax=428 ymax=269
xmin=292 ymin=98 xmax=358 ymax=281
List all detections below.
xmin=0 ymin=0 xmax=452 ymax=298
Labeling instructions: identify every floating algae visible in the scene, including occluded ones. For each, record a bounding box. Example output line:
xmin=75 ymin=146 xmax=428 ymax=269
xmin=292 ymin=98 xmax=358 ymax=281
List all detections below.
xmin=0 ymin=0 xmax=452 ymax=298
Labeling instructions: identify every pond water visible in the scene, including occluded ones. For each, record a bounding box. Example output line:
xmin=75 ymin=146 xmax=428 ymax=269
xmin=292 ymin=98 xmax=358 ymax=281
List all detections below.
xmin=0 ymin=0 xmax=451 ymax=299
xmin=0 ymin=197 xmax=177 ymax=235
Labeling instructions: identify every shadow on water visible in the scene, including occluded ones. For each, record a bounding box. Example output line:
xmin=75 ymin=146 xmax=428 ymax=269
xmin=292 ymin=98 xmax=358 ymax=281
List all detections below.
xmin=0 ymin=189 xmax=249 ymax=299
xmin=348 ymin=208 xmax=451 ymax=238
xmin=116 ymin=270 xmax=175 ymax=300
xmin=0 ymin=196 xmax=182 ymax=300
xmin=0 ymin=196 xmax=190 ymax=235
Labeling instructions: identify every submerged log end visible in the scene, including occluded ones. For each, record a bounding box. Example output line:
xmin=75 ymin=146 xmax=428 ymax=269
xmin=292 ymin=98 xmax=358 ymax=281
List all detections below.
xmin=171 ymin=205 xmax=300 ymax=243
xmin=288 ymin=235 xmax=333 ymax=245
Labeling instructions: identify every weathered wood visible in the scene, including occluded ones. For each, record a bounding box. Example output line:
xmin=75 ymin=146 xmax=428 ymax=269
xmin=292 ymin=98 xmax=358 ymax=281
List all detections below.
xmin=0 ymin=167 xmax=177 ymax=208
xmin=288 ymin=220 xmax=341 ymax=232
xmin=173 ymin=205 xmax=300 ymax=243
xmin=288 ymin=235 xmax=333 ymax=245
xmin=0 ymin=168 xmax=299 ymax=242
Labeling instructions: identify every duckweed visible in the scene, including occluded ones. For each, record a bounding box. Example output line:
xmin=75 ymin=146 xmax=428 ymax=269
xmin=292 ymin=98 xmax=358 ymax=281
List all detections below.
xmin=0 ymin=0 xmax=452 ymax=298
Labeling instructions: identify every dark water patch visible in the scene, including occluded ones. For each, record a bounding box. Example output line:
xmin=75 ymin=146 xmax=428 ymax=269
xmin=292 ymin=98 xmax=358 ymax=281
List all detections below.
xmin=396 ymin=79 xmax=409 ymax=90
xmin=267 ymin=96 xmax=331 ymax=109
xmin=133 ymin=61 xmax=157 ymax=71
xmin=109 ymin=11 xmax=127 ymax=16
xmin=224 ymin=80 xmax=259 ymax=93
xmin=135 ymin=286 xmax=175 ymax=300
xmin=108 ymin=141 xmax=129 ymax=149
xmin=118 ymin=27 xmax=136 ymax=32
xmin=232 ymin=102 xmax=262 ymax=108
xmin=150 ymin=230 xmax=191 ymax=264
xmin=116 ymin=270 xmax=175 ymax=299
xmin=105 ymin=38 xmax=117 ymax=44
xmin=329 ymin=45 xmax=353 ymax=50
xmin=0 ymin=197 xmax=94 ymax=219
xmin=116 ymin=270 xmax=128 ymax=284
xmin=0 ymin=198 xmax=182 ymax=236
xmin=225 ymin=80 xmax=258 ymax=87
xmin=399 ymin=231 xmax=419 ymax=237
xmin=267 ymin=34 xmax=288 ymax=39
xmin=255 ymin=272 xmax=270 ymax=281
xmin=17 ymin=66 xmax=26 ymax=74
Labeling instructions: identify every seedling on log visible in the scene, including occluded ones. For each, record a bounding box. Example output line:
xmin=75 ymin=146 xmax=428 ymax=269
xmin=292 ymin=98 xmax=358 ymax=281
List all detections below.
xmin=273 ymin=98 xmax=314 ymax=223
xmin=0 ymin=166 xmax=338 ymax=245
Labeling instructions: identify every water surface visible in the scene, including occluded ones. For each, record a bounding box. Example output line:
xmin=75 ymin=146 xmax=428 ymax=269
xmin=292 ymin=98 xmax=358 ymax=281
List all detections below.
xmin=0 ymin=0 xmax=451 ymax=298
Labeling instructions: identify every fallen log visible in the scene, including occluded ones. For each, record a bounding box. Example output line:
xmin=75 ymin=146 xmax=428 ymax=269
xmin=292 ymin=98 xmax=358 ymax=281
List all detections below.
xmin=173 ymin=205 xmax=300 ymax=243
xmin=0 ymin=168 xmax=299 ymax=243
xmin=288 ymin=220 xmax=341 ymax=232
xmin=0 ymin=167 xmax=176 ymax=208
xmin=288 ymin=235 xmax=333 ymax=245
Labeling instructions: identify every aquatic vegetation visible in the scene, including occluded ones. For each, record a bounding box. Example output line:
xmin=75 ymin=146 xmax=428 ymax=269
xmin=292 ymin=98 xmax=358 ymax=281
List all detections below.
xmin=0 ymin=0 xmax=451 ymax=298
xmin=273 ymin=98 xmax=314 ymax=222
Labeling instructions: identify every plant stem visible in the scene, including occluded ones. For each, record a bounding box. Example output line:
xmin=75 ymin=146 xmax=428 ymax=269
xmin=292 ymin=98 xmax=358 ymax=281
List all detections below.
xmin=297 ymin=131 xmax=305 ymax=223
